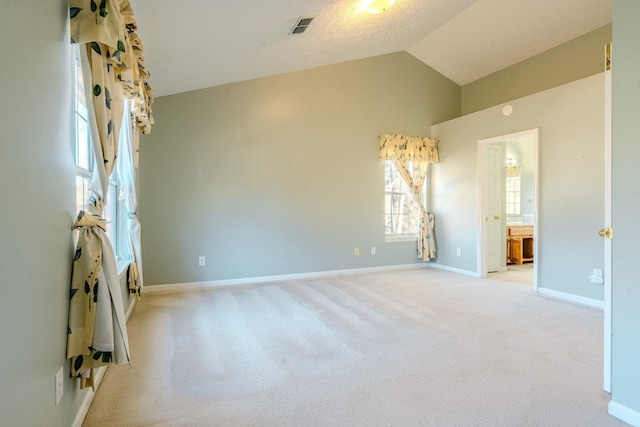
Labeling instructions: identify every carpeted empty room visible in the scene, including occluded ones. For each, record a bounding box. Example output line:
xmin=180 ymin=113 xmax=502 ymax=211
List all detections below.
xmin=83 ymin=267 xmax=628 ymax=426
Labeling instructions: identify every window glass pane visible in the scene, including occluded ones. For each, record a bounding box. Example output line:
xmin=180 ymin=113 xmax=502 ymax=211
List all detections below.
xmin=76 ymin=53 xmax=86 ymax=107
xmin=73 ymin=44 xmax=119 ymax=258
xmin=104 ymin=183 xmax=117 ymax=246
xmin=76 ymin=176 xmax=86 ymax=213
xmin=387 ymin=194 xmax=420 ymax=235
xmin=75 ymin=44 xmax=91 ymax=172
xmin=77 ymin=93 xmax=87 ymax=117
xmin=74 ymin=48 xmax=92 ymax=217
xmin=384 ymin=161 xmax=420 ymax=237
xmin=117 ymin=196 xmax=131 ymax=261
xmin=385 ymin=162 xmax=403 ymax=193
xmin=506 ymin=177 xmax=521 ymax=215
xmin=77 ymin=118 xmax=90 ymax=170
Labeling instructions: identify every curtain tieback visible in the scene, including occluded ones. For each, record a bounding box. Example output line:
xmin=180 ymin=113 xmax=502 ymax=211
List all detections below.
xmin=72 ymin=210 xmax=107 ymax=232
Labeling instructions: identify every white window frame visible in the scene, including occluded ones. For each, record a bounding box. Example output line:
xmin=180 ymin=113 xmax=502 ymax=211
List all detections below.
xmin=73 ymin=45 xmax=128 ymax=263
xmin=73 ymin=46 xmax=93 ymax=216
xmin=112 ymin=142 xmax=132 ymax=264
xmin=384 ymin=160 xmax=422 ymax=242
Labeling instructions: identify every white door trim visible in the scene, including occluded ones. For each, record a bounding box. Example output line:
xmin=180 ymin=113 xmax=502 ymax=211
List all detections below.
xmin=603 ymin=65 xmax=612 ymax=393
xmin=477 ymin=129 xmax=539 ymax=292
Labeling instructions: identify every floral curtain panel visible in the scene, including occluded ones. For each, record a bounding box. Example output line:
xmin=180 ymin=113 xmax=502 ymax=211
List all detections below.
xmin=392 ymin=161 xmax=436 ymax=261
xmin=119 ymin=2 xmax=154 ymax=134
xmin=379 ymin=134 xmax=439 ymax=261
xmin=67 ymin=0 xmax=153 ymax=389
xmin=69 ymin=0 xmax=153 ymax=136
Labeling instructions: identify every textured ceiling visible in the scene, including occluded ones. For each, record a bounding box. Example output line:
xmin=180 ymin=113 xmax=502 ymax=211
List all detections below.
xmin=132 ymin=0 xmax=612 ymax=97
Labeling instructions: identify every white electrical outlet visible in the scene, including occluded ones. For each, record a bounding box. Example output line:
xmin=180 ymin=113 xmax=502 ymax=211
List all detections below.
xmin=456 ymin=248 xmax=461 ymax=256
xmin=590 ymin=268 xmax=604 ymax=285
xmin=354 ymin=247 xmax=360 ymax=256
xmin=371 ymin=246 xmax=376 ymax=255
xmin=199 ymin=256 xmax=205 ymax=266
xmin=55 ymin=366 xmax=64 ymax=405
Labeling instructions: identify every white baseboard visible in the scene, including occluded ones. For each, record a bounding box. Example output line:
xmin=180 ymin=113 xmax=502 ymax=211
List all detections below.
xmin=537 ymin=287 xmax=604 ymax=309
xmin=125 ymin=294 xmax=137 ymax=321
xmin=609 ymin=400 xmax=640 ymax=426
xmin=72 ymin=296 xmax=137 ymax=427
xmin=144 ymin=263 xmax=430 ymax=292
xmin=427 ymin=263 xmax=482 ymax=278
xmin=70 ymin=366 xmax=107 ymax=427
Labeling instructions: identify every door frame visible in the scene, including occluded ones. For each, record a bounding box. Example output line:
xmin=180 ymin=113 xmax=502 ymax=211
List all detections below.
xmin=477 ymin=128 xmax=539 ymax=292
xmin=603 ymin=62 xmax=612 ymax=393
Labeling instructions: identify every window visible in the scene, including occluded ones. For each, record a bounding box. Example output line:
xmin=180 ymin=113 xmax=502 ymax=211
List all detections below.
xmin=384 ymin=160 xmax=422 ymax=241
xmin=506 ymin=176 xmax=521 ymax=215
xmin=74 ymin=47 xmax=93 ymax=216
xmin=73 ymin=46 xmax=127 ymax=260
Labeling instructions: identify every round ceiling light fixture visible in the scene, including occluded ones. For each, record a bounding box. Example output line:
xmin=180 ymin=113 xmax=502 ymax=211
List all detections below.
xmin=361 ymin=0 xmax=397 ymax=14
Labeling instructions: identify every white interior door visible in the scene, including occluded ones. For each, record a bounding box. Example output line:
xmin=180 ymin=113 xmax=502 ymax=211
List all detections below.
xmin=484 ymin=144 xmax=503 ymax=273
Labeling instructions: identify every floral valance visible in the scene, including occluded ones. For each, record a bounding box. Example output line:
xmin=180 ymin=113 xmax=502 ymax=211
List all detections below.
xmin=379 ymin=134 xmax=439 ymax=163
xmin=506 ymin=165 xmax=521 ymax=178
xmin=70 ymin=0 xmax=153 ymax=134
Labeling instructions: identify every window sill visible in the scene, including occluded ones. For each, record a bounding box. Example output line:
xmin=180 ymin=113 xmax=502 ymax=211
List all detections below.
xmin=117 ymin=259 xmax=130 ymax=278
xmin=385 ymin=235 xmax=418 ymax=243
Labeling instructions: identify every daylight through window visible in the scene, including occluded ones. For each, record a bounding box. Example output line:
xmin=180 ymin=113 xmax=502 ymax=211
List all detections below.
xmin=73 ymin=46 xmax=127 ymax=260
xmin=506 ymin=176 xmax=521 ymax=215
xmin=384 ymin=160 xmax=421 ymax=240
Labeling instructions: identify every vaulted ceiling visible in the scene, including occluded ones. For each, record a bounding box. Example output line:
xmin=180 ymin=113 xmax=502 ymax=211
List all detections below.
xmin=132 ymin=0 xmax=612 ymax=97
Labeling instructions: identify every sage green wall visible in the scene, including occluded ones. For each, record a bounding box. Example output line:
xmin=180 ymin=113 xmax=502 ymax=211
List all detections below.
xmin=139 ymin=52 xmax=460 ymax=285
xmin=610 ymin=0 xmax=640 ymax=419
xmin=431 ymin=74 xmax=604 ymax=301
xmin=0 ymin=3 xmax=137 ymax=425
xmin=462 ymin=24 xmax=611 ymax=115
xmin=0 ymin=1 xmax=91 ymax=425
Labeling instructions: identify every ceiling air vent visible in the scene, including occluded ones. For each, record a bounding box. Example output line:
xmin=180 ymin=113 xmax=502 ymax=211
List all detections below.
xmin=290 ymin=17 xmax=314 ymax=34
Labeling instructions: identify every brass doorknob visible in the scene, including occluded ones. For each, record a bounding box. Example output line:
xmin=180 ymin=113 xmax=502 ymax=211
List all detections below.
xmin=599 ymin=228 xmax=613 ymax=239
xmin=494 ymin=215 xmax=500 ymax=220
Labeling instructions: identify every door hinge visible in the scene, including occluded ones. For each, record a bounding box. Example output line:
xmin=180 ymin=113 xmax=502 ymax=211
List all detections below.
xmin=606 ymin=43 xmax=612 ymax=71
xmin=599 ymin=228 xmax=613 ymax=239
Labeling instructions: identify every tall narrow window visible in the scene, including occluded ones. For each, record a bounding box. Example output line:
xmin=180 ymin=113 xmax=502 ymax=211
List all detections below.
xmin=505 ymin=177 xmax=521 ymax=214
xmin=384 ymin=160 xmax=422 ymax=240
xmin=74 ymin=46 xmax=93 ymax=215
xmin=505 ymin=162 xmax=521 ymax=215
xmin=73 ymin=45 xmax=125 ymax=260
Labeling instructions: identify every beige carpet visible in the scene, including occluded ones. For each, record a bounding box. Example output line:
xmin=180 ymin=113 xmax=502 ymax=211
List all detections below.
xmin=84 ymin=266 xmax=628 ymax=426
